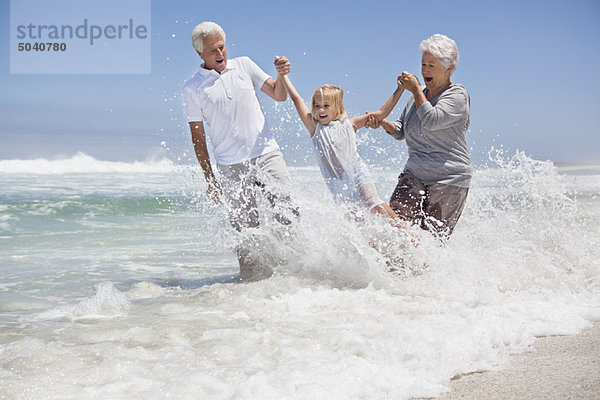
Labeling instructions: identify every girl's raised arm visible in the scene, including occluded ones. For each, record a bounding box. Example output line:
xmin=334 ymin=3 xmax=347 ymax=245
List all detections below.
xmin=350 ymin=76 xmax=404 ymax=131
xmin=282 ymin=75 xmax=316 ymax=137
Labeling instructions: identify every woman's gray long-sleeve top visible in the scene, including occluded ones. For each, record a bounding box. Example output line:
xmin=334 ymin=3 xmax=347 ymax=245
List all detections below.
xmin=392 ymin=84 xmax=472 ymax=188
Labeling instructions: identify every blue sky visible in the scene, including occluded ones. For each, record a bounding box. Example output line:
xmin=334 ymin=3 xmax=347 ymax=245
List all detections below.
xmin=1 ymin=0 xmax=599 ymax=164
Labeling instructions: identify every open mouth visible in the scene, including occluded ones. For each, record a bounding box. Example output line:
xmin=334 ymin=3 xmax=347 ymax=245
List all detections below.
xmin=424 ymin=77 xmax=433 ymax=83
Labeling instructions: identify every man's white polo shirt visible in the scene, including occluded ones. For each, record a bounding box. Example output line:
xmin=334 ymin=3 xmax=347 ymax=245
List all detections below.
xmin=183 ymin=56 xmax=279 ymax=165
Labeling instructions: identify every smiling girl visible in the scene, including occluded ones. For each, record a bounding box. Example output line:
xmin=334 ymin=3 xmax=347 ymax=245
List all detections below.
xmin=278 ymin=65 xmax=402 ymax=221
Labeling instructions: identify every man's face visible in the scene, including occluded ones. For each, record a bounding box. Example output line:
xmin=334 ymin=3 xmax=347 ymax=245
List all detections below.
xmin=199 ymin=34 xmax=227 ymax=73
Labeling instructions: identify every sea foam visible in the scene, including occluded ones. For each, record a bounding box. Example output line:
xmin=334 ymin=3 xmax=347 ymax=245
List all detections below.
xmin=0 ymin=150 xmax=598 ymax=400
xmin=0 ymin=152 xmax=185 ymax=174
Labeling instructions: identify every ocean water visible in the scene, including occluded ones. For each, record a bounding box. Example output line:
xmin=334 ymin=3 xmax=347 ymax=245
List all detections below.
xmin=0 ymin=151 xmax=599 ymax=399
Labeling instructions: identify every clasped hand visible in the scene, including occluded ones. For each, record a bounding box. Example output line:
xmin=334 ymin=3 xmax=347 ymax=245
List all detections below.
xmin=274 ymin=56 xmax=290 ymax=75
xmin=398 ymin=71 xmax=420 ymax=93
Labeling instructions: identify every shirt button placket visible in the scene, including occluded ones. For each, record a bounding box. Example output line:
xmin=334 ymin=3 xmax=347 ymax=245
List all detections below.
xmin=221 ymin=72 xmax=232 ymax=100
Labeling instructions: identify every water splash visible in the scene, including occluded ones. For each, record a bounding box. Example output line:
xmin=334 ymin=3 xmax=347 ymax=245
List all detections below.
xmin=1 ymin=150 xmax=598 ymax=400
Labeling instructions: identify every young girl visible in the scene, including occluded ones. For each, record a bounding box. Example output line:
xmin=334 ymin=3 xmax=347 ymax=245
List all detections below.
xmin=280 ymin=69 xmax=403 ymax=221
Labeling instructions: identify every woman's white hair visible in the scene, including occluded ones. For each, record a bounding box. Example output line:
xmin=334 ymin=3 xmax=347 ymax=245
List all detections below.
xmin=191 ymin=21 xmax=226 ymax=53
xmin=420 ymin=34 xmax=459 ymax=72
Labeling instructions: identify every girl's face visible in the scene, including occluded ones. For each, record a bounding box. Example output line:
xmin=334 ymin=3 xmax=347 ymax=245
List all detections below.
xmin=313 ymin=92 xmax=336 ymax=125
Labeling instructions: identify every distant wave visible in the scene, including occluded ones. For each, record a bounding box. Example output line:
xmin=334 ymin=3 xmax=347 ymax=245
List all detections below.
xmin=0 ymin=152 xmax=191 ymax=174
xmin=554 ymin=163 xmax=600 ymax=176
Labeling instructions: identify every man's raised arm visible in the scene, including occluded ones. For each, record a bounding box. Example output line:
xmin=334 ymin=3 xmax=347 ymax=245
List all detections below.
xmin=261 ymin=56 xmax=290 ymax=101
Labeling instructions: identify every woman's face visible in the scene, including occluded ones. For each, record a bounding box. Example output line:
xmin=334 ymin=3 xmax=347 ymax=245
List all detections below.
xmin=421 ymin=52 xmax=453 ymax=91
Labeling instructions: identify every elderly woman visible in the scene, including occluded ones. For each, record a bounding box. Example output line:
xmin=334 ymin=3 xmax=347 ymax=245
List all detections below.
xmin=370 ymin=34 xmax=472 ymax=237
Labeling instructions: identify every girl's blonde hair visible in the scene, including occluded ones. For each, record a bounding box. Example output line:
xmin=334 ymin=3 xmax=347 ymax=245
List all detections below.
xmin=311 ymin=85 xmax=347 ymax=122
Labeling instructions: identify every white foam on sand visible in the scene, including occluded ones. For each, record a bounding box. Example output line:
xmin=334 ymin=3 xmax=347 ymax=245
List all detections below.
xmin=432 ymin=323 xmax=600 ymax=400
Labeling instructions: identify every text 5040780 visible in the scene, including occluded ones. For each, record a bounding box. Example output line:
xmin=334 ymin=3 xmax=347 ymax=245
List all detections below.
xmin=18 ymin=42 xmax=67 ymax=52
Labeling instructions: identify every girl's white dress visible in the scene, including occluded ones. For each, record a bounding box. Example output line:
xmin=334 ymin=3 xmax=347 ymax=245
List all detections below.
xmin=311 ymin=118 xmax=383 ymax=209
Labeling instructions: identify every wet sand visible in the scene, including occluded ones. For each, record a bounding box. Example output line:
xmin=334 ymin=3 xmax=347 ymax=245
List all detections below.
xmin=430 ymin=323 xmax=600 ymax=400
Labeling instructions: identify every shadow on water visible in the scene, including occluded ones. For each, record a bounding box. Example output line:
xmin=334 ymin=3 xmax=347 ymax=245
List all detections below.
xmin=156 ymin=274 xmax=242 ymax=289
xmin=124 ymin=274 xmax=242 ymax=292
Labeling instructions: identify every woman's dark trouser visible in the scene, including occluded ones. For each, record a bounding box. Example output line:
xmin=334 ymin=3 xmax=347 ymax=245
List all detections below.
xmin=389 ymin=171 xmax=469 ymax=237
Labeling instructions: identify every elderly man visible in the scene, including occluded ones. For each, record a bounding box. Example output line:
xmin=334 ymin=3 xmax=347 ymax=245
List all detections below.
xmin=182 ymin=21 xmax=296 ymax=280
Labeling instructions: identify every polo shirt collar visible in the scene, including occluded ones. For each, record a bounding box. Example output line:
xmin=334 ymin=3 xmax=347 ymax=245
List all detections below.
xmin=198 ymin=61 xmax=235 ymax=77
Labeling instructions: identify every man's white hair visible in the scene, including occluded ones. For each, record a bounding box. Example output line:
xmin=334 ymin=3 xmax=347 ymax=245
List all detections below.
xmin=420 ymin=34 xmax=459 ymax=72
xmin=191 ymin=21 xmax=226 ymax=53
